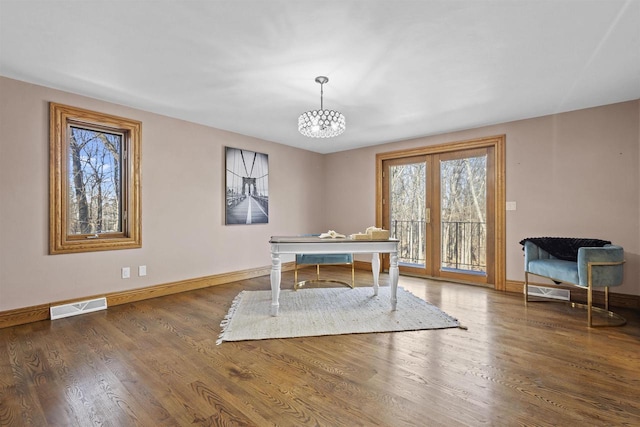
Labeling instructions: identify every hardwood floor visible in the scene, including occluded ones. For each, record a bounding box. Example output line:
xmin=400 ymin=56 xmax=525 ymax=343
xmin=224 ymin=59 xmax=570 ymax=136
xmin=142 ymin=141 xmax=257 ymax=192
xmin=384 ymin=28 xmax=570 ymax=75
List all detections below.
xmin=1 ymin=268 xmax=639 ymax=426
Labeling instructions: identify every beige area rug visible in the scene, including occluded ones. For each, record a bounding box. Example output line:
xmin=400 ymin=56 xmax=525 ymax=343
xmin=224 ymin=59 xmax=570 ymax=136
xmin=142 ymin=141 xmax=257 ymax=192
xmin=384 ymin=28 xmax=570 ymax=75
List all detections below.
xmin=217 ymin=286 xmax=461 ymax=344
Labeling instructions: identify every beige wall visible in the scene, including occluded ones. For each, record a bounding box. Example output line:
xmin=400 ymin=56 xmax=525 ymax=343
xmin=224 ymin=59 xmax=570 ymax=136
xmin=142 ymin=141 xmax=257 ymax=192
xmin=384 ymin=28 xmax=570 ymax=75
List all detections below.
xmin=0 ymin=77 xmax=327 ymax=311
xmin=325 ymin=100 xmax=640 ymax=296
xmin=1 ymin=76 xmax=639 ymax=313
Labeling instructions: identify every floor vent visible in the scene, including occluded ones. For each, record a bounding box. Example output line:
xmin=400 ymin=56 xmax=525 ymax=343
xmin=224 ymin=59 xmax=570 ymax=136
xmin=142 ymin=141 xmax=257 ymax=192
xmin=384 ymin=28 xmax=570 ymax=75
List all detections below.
xmin=527 ymin=285 xmax=570 ymax=301
xmin=50 ymin=297 xmax=107 ymax=320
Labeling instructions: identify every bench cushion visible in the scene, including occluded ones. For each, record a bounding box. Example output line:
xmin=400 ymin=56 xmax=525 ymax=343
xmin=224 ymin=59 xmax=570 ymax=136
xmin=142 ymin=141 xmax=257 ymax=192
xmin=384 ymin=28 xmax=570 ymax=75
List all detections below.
xmin=528 ymin=259 xmax=579 ymax=286
xmin=296 ymin=254 xmax=353 ymax=265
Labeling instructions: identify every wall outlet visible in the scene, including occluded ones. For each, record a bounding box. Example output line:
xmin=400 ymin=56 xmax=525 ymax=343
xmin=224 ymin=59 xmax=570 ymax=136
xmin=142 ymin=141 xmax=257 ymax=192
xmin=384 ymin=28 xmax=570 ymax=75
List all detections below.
xmin=122 ymin=267 xmax=130 ymax=279
xmin=138 ymin=265 xmax=147 ymax=276
xmin=506 ymin=201 xmax=517 ymax=211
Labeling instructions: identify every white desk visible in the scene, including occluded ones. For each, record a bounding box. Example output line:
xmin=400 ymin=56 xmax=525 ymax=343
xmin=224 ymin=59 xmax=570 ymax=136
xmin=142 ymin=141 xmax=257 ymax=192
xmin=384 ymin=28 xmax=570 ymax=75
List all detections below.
xmin=269 ymin=236 xmax=399 ymax=316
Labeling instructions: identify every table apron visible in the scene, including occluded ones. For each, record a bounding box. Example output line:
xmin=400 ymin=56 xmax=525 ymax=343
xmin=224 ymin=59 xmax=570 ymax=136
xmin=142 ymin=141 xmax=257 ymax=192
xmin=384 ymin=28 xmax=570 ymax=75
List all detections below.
xmin=270 ymin=242 xmax=398 ymax=254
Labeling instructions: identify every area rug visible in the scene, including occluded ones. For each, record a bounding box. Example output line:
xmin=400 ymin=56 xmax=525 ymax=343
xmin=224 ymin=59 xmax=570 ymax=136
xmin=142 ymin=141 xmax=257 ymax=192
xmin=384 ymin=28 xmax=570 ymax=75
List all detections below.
xmin=217 ymin=286 xmax=461 ymax=344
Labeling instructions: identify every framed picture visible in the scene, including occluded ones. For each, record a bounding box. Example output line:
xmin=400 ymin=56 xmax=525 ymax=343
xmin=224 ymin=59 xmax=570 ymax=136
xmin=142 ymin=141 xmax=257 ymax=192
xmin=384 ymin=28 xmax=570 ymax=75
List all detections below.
xmin=225 ymin=147 xmax=269 ymax=224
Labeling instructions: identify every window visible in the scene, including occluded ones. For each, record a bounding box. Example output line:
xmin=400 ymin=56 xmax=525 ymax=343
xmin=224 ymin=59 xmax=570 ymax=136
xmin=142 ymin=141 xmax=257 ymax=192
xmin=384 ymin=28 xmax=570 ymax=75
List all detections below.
xmin=50 ymin=103 xmax=141 ymax=254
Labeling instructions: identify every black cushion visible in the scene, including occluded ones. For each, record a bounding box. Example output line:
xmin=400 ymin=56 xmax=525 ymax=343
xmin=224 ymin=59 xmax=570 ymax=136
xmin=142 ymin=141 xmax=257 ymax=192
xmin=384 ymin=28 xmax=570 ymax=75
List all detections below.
xmin=519 ymin=237 xmax=611 ymax=262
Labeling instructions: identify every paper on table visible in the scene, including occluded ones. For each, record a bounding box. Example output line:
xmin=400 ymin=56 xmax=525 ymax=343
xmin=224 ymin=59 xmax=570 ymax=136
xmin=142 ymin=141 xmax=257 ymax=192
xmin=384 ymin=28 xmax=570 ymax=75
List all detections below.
xmin=319 ymin=230 xmax=346 ymax=239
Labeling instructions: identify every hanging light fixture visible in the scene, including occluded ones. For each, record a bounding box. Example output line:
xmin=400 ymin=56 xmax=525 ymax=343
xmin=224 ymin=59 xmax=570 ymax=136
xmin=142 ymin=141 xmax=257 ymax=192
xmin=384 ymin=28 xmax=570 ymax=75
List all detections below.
xmin=298 ymin=76 xmax=346 ymax=138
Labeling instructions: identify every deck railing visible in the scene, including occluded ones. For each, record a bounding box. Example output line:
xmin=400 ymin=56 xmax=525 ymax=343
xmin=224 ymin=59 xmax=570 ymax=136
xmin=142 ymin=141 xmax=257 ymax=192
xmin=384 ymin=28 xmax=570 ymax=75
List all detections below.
xmin=391 ymin=220 xmax=486 ymax=272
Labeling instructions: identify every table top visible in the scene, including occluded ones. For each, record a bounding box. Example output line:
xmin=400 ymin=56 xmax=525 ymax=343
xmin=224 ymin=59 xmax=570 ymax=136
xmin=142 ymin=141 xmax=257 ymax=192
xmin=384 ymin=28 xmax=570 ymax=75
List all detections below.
xmin=270 ymin=236 xmax=398 ymax=243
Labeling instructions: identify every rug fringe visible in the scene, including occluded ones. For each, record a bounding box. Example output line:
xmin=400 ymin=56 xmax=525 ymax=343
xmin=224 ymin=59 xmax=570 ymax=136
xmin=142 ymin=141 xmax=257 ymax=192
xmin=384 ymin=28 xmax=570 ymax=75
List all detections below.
xmin=216 ymin=290 xmax=245 ymax=345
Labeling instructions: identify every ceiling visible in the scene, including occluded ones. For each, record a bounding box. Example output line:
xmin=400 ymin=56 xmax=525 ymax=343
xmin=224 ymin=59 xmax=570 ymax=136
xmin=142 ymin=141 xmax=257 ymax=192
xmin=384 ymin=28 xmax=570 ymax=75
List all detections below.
xmin=1 ymin=1 xmax=639 ymax=154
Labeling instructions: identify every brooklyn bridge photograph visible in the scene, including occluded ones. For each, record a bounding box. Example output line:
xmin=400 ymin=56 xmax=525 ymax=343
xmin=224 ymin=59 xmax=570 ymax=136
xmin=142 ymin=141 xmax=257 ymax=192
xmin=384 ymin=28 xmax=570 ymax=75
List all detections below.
xmin=225 ymin=147 xmax=269 ymax=224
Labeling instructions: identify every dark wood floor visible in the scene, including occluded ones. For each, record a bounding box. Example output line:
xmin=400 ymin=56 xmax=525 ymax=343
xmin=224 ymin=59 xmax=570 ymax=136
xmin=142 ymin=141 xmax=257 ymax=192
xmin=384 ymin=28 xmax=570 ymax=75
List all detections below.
xmin=1 ymin=268 xmax=639 ymax=426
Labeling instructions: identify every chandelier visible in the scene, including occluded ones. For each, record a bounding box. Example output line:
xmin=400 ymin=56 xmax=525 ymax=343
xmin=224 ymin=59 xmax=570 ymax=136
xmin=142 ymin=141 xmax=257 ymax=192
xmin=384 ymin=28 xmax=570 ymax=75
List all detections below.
xmin=298 ymin=76 xmax=346 ymax=138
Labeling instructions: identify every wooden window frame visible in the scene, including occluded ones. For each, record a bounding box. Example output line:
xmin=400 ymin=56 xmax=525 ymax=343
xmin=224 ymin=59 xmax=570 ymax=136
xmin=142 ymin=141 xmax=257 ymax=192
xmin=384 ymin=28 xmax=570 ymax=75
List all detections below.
xmin=49 ymin=103 xmax=142 ymax=254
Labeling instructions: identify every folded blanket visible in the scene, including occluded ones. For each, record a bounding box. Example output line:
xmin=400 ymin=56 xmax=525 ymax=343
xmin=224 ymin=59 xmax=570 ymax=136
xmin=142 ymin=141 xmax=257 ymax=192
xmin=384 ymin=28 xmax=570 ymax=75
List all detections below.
xmin=519 ymin=237 xmax=611 ymax=262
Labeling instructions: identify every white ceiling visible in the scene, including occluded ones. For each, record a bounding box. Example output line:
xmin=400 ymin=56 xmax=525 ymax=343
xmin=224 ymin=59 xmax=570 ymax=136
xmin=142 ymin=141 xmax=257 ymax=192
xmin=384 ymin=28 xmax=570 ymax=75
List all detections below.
xmin=1 ymin=1 xmax=639 ymax=154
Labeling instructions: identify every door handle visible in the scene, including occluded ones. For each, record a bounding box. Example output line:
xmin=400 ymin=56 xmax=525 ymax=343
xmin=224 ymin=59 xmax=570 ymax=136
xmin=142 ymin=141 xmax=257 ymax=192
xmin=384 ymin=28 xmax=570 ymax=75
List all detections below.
xmin=426 ymin=208 xmax=431 ymax=224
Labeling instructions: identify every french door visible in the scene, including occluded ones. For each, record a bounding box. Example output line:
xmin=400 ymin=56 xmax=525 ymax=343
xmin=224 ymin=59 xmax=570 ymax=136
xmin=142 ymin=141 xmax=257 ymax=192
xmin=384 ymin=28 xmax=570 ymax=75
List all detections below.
xmin=378 ymin=136 xmax=505 ymax=288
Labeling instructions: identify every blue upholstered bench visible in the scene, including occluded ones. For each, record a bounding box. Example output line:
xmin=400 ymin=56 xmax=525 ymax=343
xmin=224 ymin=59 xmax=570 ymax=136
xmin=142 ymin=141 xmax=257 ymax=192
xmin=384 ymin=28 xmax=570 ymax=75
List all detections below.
xmin=294 ymin=253 xmax=355 ymax=290
xmin=521 ymin=237 xmax=625 ymax=327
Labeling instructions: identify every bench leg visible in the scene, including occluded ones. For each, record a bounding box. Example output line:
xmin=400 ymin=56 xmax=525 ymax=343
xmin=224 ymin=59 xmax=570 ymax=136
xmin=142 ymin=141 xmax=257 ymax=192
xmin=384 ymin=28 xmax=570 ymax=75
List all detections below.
xmin=586 ymin=262 xmax=625 ymax=327
xmin=351 ymin=262 xmax=355 ymax=288
xmin=524 ymin=271 xmax=529 ymax=306
xmin=587 ymin=283 xmax=593 ymax=328
xmin=296 ymin=262 xmax=354 ymax=290
xmin=525 ymin=266 xmax=625 ymax=327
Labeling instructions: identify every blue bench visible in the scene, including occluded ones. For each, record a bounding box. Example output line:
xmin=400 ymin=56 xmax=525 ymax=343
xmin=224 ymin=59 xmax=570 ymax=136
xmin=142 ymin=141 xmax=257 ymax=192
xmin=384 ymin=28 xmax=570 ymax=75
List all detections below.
xmin=521 ymin=237 xmax=625 ymax=327
xmin=294 ymin=253 xmax=354 ymax=290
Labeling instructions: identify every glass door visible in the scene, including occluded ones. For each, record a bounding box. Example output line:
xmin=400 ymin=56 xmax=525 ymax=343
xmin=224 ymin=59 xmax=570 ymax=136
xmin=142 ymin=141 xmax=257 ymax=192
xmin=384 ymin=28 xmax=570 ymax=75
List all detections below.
xmin=381 ymin=147 xmax=495 ymax=285
xmin=382 ymin=155 xmax=433 ymax=276
xmin=435 ymin=148 xmax=494 ymax=285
